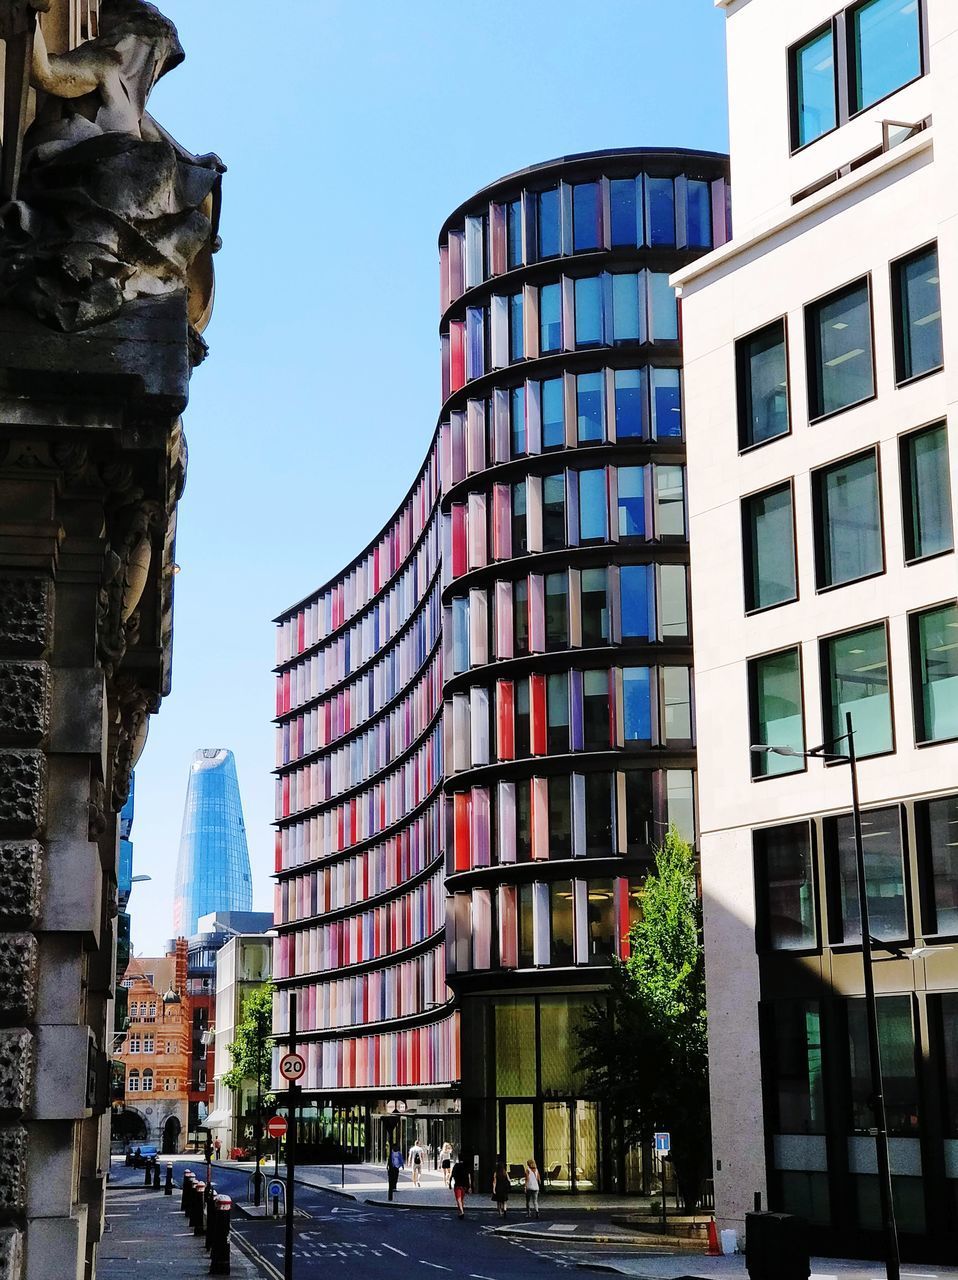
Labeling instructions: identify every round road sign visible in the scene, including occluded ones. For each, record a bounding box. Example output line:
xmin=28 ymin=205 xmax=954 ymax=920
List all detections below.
xmin=279 ymin=1051 xmax=306 ymax=1081
xmin=266 ymin=1116 xmax=288 ymax=1140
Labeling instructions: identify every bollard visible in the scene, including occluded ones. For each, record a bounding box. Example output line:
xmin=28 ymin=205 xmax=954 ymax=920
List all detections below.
xmin=153 ymin=1160 xmax=161 ymax=1190
xmin=181 ymin=1171 xmax=194 ymax=1214
xmin=191 ymin=1181 xmax=206 ymax=1236
xmin=143 ymin=1158 xmax=152 ymax=1188
xmin=165 ymin=1163 xmax=173 ymax=1196
xmin=209 ymin=1195 xmax=231 ymax=1276
xmin=204 ymin=1184 xmax=216 ymax=1251
xmin=271 ymin=1188 xmax=279 ymax=1218
xmin=124 ymin=1149 xmax=132 ymax=1168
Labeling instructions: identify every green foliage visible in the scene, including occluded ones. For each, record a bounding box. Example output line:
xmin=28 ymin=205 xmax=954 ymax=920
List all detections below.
xmin=223 ymin=983 xmax=274 ymax=1100
xmin=577 ymin=827 xmax=710 ymax=1207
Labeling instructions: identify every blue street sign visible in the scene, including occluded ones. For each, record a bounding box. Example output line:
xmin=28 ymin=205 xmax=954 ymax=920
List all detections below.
xmin=654 ymin=1131 xmax=671 ymax=1154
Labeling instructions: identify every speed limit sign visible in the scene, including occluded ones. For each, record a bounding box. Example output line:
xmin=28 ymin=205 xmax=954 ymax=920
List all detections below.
xmin=279 ymin=1051 xmax=306 ymax=1082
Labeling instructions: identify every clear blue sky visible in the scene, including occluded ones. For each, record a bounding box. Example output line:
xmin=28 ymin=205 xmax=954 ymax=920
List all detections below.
xmin=131 ymin=0 xmax=729 ymax=955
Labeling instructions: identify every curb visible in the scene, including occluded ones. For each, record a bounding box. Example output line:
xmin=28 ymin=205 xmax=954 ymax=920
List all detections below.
xmin=494 ymin=1227 xmax=687 ymax=1246
xmin=231 ymin=1228 xmax=284 ymax=1280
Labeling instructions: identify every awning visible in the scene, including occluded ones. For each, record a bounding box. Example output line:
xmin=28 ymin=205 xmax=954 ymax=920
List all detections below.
xmin=200 ymin=1109 xmax=230 ymax=1129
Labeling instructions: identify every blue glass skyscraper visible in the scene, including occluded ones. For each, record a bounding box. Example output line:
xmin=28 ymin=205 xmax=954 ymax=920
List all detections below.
xmin=172 ymin=749 xmax=253 ymax=936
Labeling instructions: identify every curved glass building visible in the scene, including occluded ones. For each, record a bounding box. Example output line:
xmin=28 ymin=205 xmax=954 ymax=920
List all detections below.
xmin=438 ymin=149 xmax=729 ymax=1192
xmin=172 ymin=749 xmax=253 ymax=936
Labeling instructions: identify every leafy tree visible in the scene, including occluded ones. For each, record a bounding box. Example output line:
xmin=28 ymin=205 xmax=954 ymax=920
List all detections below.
xmin=577 ymin=827 xmax=709 ymax=1208
xmin=223 ymin=982 xmax=274 ymax=1102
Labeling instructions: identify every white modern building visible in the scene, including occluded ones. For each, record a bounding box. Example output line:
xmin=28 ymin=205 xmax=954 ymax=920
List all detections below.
xmin=675 ymin=0 xmax=958 ymax=1262
xmin=207 ymin=933 xmax=273 ymax=1156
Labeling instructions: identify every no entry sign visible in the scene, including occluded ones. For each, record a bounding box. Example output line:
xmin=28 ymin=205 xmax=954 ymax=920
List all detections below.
xmin=266 ymin=1116 xmax=288 ymax=1140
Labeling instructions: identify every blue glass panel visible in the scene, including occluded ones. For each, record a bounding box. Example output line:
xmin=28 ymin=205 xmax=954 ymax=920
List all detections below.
xmin=510 ymin=293 xmax=524 ymax=362
xmin=612 ymin=273 xmax=640 ymax=344
xmin=466 ymin=306 xmax=484 ymax=380
xmin=452 ymin=597 xmax=469 ymax=673
xmin=538 ymin=189 xmax=560 ymax=259
xmin=853 ymin=0 xmax=921 ymax=113
xmin=574 ymin=277 xmax=604 ymax=347
xmin=540 ymin=283 xmax=562 ymax=353
xmin=650 ymin=274 xmax=678 ymax=342
xmin=794 ymin=28 xmax=836 ymax=147
xmin=615 ymin=369 xmax=645 ymax=440
xmin=623 ymin=668 xmax=652 ymax=743
xmin=652 ymin=368 xmax=682 ymax=438
xmin=620 ymin=565 xmax=651 ymax=640
xmin=576 ymin=372 xmax=604 ymax=444
xmin=611 ymin=178 xmax=639 ymax=247
xmin=687 ymin=180 xmax=712 ymax=249
xmin=578 ymin=469 xmax=608 ymax=541
xmin=511 ymin=386 xmax=526 ymax=456
xmin=617 ymin=466 xmax=645 ymax=539
xmin=507 ymin=200 xmax=523 ymax=269
xmin=541 ymin=378 xmax=564 ymax=450
xmin=647 ymin=177 xmax=675 ymax=246
xmin=573 ymin=182 xmax=600 ymax=251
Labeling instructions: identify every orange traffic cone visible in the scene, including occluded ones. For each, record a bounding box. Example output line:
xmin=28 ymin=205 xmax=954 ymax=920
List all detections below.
xmin=707 ymin=1217 xmax=721 ymax=1256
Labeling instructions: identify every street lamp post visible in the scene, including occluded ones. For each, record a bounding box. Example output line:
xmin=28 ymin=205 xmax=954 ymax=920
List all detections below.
xmin=753 ymin=711 xmax=900 ymax=1280
xmin=253 ymin=1027 xmax=264 ymax=1208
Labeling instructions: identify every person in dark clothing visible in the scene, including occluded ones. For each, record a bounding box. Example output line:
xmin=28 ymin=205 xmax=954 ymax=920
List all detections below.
xmin=387 ymin=1143 xmax=404 ymax=1201
xmin=492 ymin=1159 xmax=511 ymax=1216
xmin=450 ymin=1154 xmax=470 ymax=1218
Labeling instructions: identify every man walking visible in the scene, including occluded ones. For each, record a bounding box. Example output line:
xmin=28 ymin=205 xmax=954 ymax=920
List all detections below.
xmin=387 ymin=1143 xmax=404 ymax=1201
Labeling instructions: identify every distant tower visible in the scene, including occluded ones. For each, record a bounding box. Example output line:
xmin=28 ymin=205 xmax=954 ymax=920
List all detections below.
xmin=172 ymin=749 xmax=252 ymax=935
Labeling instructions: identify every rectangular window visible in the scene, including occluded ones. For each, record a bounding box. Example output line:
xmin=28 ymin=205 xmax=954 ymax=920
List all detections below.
xmin=540 ymin=282 xmax=562 ymax=354
xmin=625 ymin=770 xmax=653 ymax=854
xmin=651 ymin=368 xmax=681 ymax=440
xmin=791 ymin=26 xmax=837 ymax=149
xmin=893 ymin=244 xmax=943 ymax=383
xmin=551 ymin=881 xmax=575 ymax=966
xmin=610 ymin=177 xmax=640 ymax=247
xmin=614 ymin=369 xmax=645 ymax=440
xmin=507 ymin=200 xmax=523 ymax=270
xmin=646 ymin=177 xmax=675 ymax=246
xmin=585 ymin=773 xmax=613 ymax=855
xmin=452 ymin=596 xmax=469 ymax=674
xmin=549 ymin=777 xmax=573 ymax=856
xmin=658 ymin=564 xmax=689 ymax=640
xmin=850 ymin=0 xmax=922 ymax=114
xmin=538 ymin=188 xmax=560 ymax=259
xmin=911 ymin=602 xmax=958 ymax=744
xmin=813 ymin=449 xmax=883 ymax=589
xmin=653 ymin=465 xmax=685 ymax=539
xmin=666 ymin=770 xmax=694 ymax=843
xmin=623 ymin=667 xmax=651 ymax=745
xmin=916 ymin=795 xmax=958 ymax=936
xmin=822 ymin=623 xmax=893 ymax=759
xmin=583 ymin=670 xmax=610 ymax=750
xmin=749 ymin=648 xmax=805 ymax=778
xmin=807 ymin=279 xmax=874 ymax=420
xmin=509 ymin=292 xmax=524 ymax=362
xmin=512 ymin=481 xmax=528 ymax=554
xmin=586 ymin=880 xmax=615 ymax=965
xmin=542 ymin=474 xmax=566 ymax=551
xmin=580 ymin=568 xmax=609 ymax=647
xmin=547 ymin=673 xmax=569 ymax=753
xmin=518 ymin=883 xmax=535 ymax=965
xmin=541 ymin=377 xmax=564 ymax=449
xmin=662 ymin=666 xmax=692 ymax=743
xmin=755 ymin=822 xmax=817 ymax=950
xmin=620 ymin=564 xmax=651 ymax=641
xmin=575 ymin=277 xmax=604 ymax=347
xmin=847 ymin=994 xmax=918 ymax=1134
xmin=827 ymin=805 xmax=906 ymax=944
xmin=743 ymin=483 xmax=796 ymax=612
xmin=649 ymin=273 xmax=678 ymax=342
xmin=572 ymin=181 xmax=600 ymax=252
xmin=514 ymin=579 xmax=529 ymax=656
xmin=686 ymin=179 xmax=712 ymax=249
xmin=545 ymin=572 xmax=569 ymax=651
xmin=515 ymin=679 xmax=531 ymax=759
xmin=765 ymin=1000 xmax=825 ymax=1133
xmin=612 ymin=273 xmax=640 ymax=345
xmin=578 ymin=469 xmax=608 ymax=541
xmin=737 ymin=319 xmax=789 ymax=449
xmin=576 ymin=372 xmax=605 ymax=444
xmin=900 ymin=423 xmax=953 ymax=562
xmin=511 ymin=385 xmax=526 ymax=457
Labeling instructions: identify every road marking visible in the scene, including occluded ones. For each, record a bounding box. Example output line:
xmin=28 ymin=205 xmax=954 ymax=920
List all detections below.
xmin=547 ymin=1223 xmax=575 ymax=1233
xmin=421 ymin=1263 xmax=452 ymax=1272
xmin=470 ymin=1274 xmax=497 ymax=1279
xmin=382 ymin=1243 xmax=408 ymax=1256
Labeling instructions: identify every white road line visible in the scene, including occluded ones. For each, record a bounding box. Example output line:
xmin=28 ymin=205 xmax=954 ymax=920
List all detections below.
xmin=421 ymin=1263 xmax=452 ymax=1272
xmin=382 ymin=1243 xmax=408 ymax=1256
xmin=470 ymin=1274 xmax=497 ymax=1279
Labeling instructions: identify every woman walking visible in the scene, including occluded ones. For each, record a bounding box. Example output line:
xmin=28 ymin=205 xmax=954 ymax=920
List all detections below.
xmin=450 ymin=1153 xmax=470 ymax=1219
xmin=524 ymin=1159 xmax=541 ymax=1219
xmin=439 ymin=1141 xmax=453 ymax=1187
xmin=493 ymin=1158 xmax=511 ymax=1217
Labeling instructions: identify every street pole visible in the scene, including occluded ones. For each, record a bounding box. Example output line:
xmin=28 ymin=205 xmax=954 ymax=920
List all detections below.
xmin=284 ymin=991 xmax=298 ymax=1280
xmin=845 ymin=712 xmax=900 ymax=1280
xmin=254 ymin=1028 xmax=263 ymax=1208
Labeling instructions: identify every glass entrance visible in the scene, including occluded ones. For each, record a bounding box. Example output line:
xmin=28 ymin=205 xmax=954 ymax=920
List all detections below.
xmin=500 ymin=1102 xmax=535 ymax=1182
xmin=543 ymin=1101 xmax=573 ymax=1188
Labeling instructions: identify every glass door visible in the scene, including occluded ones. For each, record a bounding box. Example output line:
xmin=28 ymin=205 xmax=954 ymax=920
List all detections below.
xmin=543 ymin=1101 xmax=573 ymax=1189
xmin=500 ymin=1102 xmax=535 ymax=1185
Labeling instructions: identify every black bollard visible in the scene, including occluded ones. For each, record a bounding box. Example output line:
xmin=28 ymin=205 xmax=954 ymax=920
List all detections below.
xmin=204 ymin=1184 xmax=216 ymax=1251
xmin=192 ymin=1181 xmax=206 ymax=1236
xmin=143 ymin=1158 xmax=152 ymax=1187
xmin=209 ymin=1195 xmax=231 ymax=1276
xmin=153 ymin=1160 xmax=161 ymax=1190
xmin=125 ymin=1149 xmax=132 ymax=1168
xmin=165 ymin=1163 xmax=174 ymax=1196
xmin=181 ymin=1171 xmax=194 ymax=1214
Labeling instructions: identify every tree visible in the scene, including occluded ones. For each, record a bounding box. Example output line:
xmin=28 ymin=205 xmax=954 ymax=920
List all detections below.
xmin=223 ymin=982 xmax=274 ymax=1101
xmin=577 ymin=827 xmax=710 ymax=1208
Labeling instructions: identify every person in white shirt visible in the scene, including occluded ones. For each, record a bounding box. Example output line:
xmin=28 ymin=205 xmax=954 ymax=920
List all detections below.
xmin=524 ymin=1159 xmax=541 ymax=1218
xmin=407 ymin=1139 xmax=425 ymax=1187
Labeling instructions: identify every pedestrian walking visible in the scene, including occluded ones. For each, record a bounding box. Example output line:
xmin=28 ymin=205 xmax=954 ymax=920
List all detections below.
xmin=439 ymin=1141 xmax=453 ymax=1187
xmin=492 ymin=1158 xmax=511 ymax=1217
xmin=387 ymin=1143 xmax=404 ymax=1201
xmin=408 ymin=1137 xmax=425 ymax=1187
xmin=524 ymin=1159 xmax=540 ymax=1218
xmin=450 ymin=1153 xmax=470 ymax=1219
xmin=213 ymin=1137 xmax=221 ymax=1161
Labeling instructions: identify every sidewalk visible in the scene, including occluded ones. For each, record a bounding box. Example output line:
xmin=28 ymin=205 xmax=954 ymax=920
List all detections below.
xmin=99 ymin=1161 xmax=260 ymax=1278
xmin=565 ymin=1254 xmax=958 ymax=1279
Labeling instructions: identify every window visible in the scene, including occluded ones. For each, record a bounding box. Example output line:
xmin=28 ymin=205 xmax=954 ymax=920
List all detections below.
xmin=649 ymin=274 xmax=678 ymax=342
xmin=452 ymin=597 xmax=469 ymax=674
xmin=549 ymin=777 xmax=573 ymax=856
xmin=142 ymin=1069 xmax=154 ymax=1092
xmin=164 ymin=1077 xmax=175 ymax=1092
xmin=900 ymin=423 xmax=953 ymax=561
xmin=143 ymin=1035 xmax=154 ymax=1054
xmin=623 ymin=667 xmax=651 ymax=745
xmin=575 ymin=277 xmax=604 ymax=347
xmin=547 ymin=673 xmax=569 ymax=753
xmin=827 ymin=805 xmax=907 ymax=944
xmin=737 ymin=320 xmax=789 ymax=449
xmin=542 ymin=474 xmax=566 ymax=551
xmin=538 ymin=188 xmax=560 ymax=259
xmin=580 ymin=568 xmax=608 ymax=647
xmin=507 ymin=200 xmax=523 ymax=270
xmin=515 ymin=680 xmax=530 ymax=758
xmin=511 ymin=385 xmax=526 ymax=456
xmin=583 ymin=670 xmax=610 ymax=750
xmin=576 ymin=372 xmax=604 ymax=444
xmin=545 ymin=573 xmax=569 ymax=651
xmin=911 ymin=603 xmax=958 ymax=744
xmin=578 ymin=469 xmax=608 ymax=542
xmin=806 ymin=279 xmax=874 ymax=420
xmin=651 ymin=368 xmax=681 ymax=440
xmin=513 ymin=579 xmax=529 ymax=656
xmin=625 ymin=770 xmax=653 ymax=854
xmin=822 ymin=623 xmax=893 ymax=758
xmin=847 ymin=995 xmax=918 ymax=1134
xmin=653 ymin=465 xmax=685 ymax=539
xmin=540 ymin=283 xmax=562 ymax=354
xmin=518 ymin=883 xmax=535 ymax=966
xmin=572 ymin=182 xmax=600 ymax=252
xmin=939 ymin=994 xmax=958 ymax=1134
xmin=743 ymin=483 xmax=796 ymax=612
xmin=614 ymin=369 xmax=645 ymax=439
xmin=893 ymin=244 xmax=943 ymax=383
xmin=915 ymin=795 xmax=958 ymax=935
xmin=790 ymin=26 xmax=837 ymax=149
xmin=620 ymin=565 xmax=651 ymax=642
xmin=659 ymin=564 xmax=689 ymax=640
xmin=128 ymin=1035 xmax=141 ymax=1054
xmin=612 ymin=273 xmax=641 ymax=345
xmin=585 ymin=773 xmax=613 ymax=855
xmin=586 ymin=880 xmax=615 ymax=965
xmin=646 ymin=177 xmax=675 ymax=246
xmin=551 ymin=882 xmax=575 ymax=965
xmin=617 ymin=467 xmax=645 ymax=539
xmin=749 ymin=648 xmax=805 ymax=778
xmin=813 ymin=450 xmax=883 ymax=589
xmin=755 ymin=822 xmax=817 ymax=950
xmin=666 ymin=770 xmax=694 ymax=842
xmin=686 ymin=179 xmax=712 ymax=249
xmin=509 ymin=292 xmax=524 ymax=362
xmin=512 ymin=481 xmax=528 ymax=555
xmin=765 ymin=1000 xmax=825 ymax=1133
xmin=850 ymin=0 xmax=922 ymax=114
xmin=610 ymin=178 xmax=640 ymax=247
xmin=127 ymin=1069 xmax=140 ymax=1091
xmin=662 ymin=666 xmax=692 ymax=743
xmin=542 ymin=377 xmax=564 ymax=449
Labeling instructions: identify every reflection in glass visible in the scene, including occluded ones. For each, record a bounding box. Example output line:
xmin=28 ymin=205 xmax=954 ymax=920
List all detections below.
xmin=612 ymin=274 xmax=640 ymax=344
xmin=545 ymin=572 xmax=569 ymax=650
xmin=509 ymin=292 xmax=524 ymax=362
xmin=831 ymin=806 xmax=906 ymax=943
xmin=579 ymin=469 xmax=608 ymax=541
xmin=654 ymin=465 xmax=685 ymax=539
xmin=576 ymin=372 xmax=605 ymax=443
xmin=496 ymin=1001 xmax=536 ymax=1094
xmin=549 ymin=777 xmax=572 ymax=857
xmin=816 ymin=451 xmax=883 ymax=588
xmin=585 ymin=773 xmax=613 ymax=855
xmin=687 ymin=179 xmax=712 ymax=249
xmin=901 ymin=424 xmax=953 ymax=561
xmin=621 ymin=565 xmax=651 ymax=641
xmin=550 ymin=884 xmax=575 ymax=966
xmin=512 ymin=480 xmax=528 ymax=554
xmin=750 ymin=648 xmax=804 ymax=777
xmin=542 ymin=377 xmax=564 ymax=449
xmin=659 ymin=564 xmax=688 ymax=640
xmin=793 ymin=28 xmax=836 ymax=147
xmin=573 ymin=182 xmax=600 ymax=251
xmin=514 ymin=579 xmax=529 ymax=656
xmin=611 ymin=177 xmax=640 ymax=247
xmin=618 ymin=467 xmax=645 ymax=539
xmin=755 ymin=822 xmax=816 ymax=950
xmin=543 ymin=474 xmax=565 ymax=551
xmin=625 ymin=770 xmax=653 ymax=854
xmin=583 ymin=670 xmax=609 ymax=750
xmin=581 ymin=568 xmax=609 ymax=647
xmin=913 ymin=604 xmax=958 ymax=743
xmin=515 ymin=681 xmax=531 ymax=759
xmin=847 ymin=995 xmax=918 ymax=1134
xmin=647 ymin=177 xmax=675 ymax=246
xmin=650 ymin=274 xmax=678 ymax=341
xmin=507 ymin=200 xmax=523 ymax=270
xmin=652 ymin=368 xmax=682 ymax=439
xmin=666 ymin=770 xmax=694 ymax=843
xmin=615 ymin=369 xmax=645 ymax=439
xmin=744 ymin=483 xmax=796 ymax=611
xmin=738 ymin=320 xmax=789 ymax=448
xmin=852 ymin=0 xmax=921 ymax=113
xmin=548 ymin=673 xmax=569 ymax=753
xmin=586 ymin=879 xmax=615 ymax=965
xmin=824 ymin=624 xmax=892 ymax=759
xmin=662 ymin=666 xmax=692 ymax=742
xmin=511 ymin=385 xmax=526 ymax=456
xmin=807 ymin=280 xmax=874 ymax=418
xmin=575 ymin=277 xmax=604 ymax=346
xmin=540 ymin=283 xmax=562 ymax=354
xmin=896 ymin=245 xmax=943 ymax=382
xmin=538 ymin=189 xmax=560 ymax=259
xmin=623 ymin=667 xmax=651 ymax=744
xmin=919 ymin=796 xmax=958 ymax=935
xmin=767 ymin=1000 xmax=825 ymax=1132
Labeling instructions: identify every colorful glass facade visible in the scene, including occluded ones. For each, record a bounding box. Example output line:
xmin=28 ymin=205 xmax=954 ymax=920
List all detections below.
xmin=172 ymin=749 xmax=253 ymax=936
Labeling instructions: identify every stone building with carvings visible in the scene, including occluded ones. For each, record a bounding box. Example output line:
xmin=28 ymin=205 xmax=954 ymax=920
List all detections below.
xmin=0 ymin=1 xmax=222 ymax=1276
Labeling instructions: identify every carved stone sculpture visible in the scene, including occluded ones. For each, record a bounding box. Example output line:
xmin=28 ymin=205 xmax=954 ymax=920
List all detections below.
xmin=0 ymin=0 xmax=223 ymax=332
